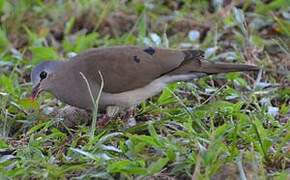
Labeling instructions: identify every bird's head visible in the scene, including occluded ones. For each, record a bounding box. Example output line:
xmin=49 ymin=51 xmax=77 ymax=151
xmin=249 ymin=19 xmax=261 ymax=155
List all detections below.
xmin=31 ymin=61 xmax=61 ymax=100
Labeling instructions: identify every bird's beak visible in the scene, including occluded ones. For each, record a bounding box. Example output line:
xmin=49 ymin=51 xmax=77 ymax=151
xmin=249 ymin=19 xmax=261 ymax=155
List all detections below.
xmin=31 ymin=82 xmax=42 ymax=100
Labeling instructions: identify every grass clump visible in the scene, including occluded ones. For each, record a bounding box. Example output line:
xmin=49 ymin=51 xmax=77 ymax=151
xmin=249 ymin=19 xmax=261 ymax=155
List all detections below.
xmin=0 ymin=0 xmax=289 ymax=179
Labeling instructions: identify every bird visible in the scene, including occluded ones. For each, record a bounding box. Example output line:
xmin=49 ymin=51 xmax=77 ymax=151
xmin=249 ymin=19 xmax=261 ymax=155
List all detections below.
xmin=31 ymin=46 xmax=258 ymax=125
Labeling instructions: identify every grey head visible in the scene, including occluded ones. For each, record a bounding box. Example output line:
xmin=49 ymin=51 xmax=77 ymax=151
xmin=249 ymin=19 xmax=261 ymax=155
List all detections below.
xmin=31 ymin=61 xmax=63 ymax=99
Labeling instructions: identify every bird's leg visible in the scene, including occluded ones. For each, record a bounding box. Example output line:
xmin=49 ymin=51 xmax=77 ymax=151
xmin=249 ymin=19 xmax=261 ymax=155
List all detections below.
xmin=123 ymin=107 xmax=137 ymax=127
xmin=107 ymin=106 xmax=120 ymax=117
xmin=123 ymin=107 xmax=134 ymax=119
xmin=97 ymin=106 xmax=119 ymax=127
xmin=97 ymin=114 xmax=110 ymax=127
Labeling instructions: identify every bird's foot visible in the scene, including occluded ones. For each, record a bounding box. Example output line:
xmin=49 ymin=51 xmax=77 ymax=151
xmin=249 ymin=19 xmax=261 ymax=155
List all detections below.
xmin=97 ymin=106 xmax=120 ymax=127
xmin=123 ymin=108 xmax=137 ymax=127
xmin=97 ymin=107 xmax=137 ymax=128
xmin=97 ymin=114 xmax=111 ymax=127
xmin=123 ymin=109 xmax=134 ymax=120
xmin=126 ymin=116 xmax=137 ymax=127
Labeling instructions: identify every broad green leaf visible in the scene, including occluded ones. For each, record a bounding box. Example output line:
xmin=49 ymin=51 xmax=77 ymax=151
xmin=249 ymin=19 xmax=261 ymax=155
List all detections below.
xmin=214 ymin=124 xmax=231 ymax=139
xmin=74 ymin=33 xmax=98 ymax=52
xmin=165 ymin=147 xmax=176 ymax=161
xmin=0 ymin=138 xmax=8 ymax=149
xmin=23 ymin=26 xmax=44 ymax=47
xmin=17 ymin=98 xmax=39 ymax=109
xmin=63 ymin=33 xmax=99 ymax=53
xmin=0 ymin=75 xmax=15 ymax=95
xmin=157 ymin=83 xmax=177 ymax=105
xmin=250 ymin=35 xmax=265 ymax=48
xmin=256 ymin=0 xmax=290 ymax=14
xmin=137 ymin=13 xmax=147 ymax=42
xmin=108 ymin=160 xmax=147 ymax=174
xmin=274 ymin=17 xmax=290 ymax=37
xmin=0 ymin=0 xmax=4 ymax=11
xmin=30 ymin=47 xmax=58 ymax=64
xmin=64 ymin=17 xmax=75 ymax=35
xmin=70 ymin=148 xmax=103 ymax=161
xmin=148 ymin=122 xmax=159 ymax=139
xmin=130 ymin=135 xmax=162 ymax=149
xmin=233 ymin=7 xmax=247 ymax=35
xmin=0 ymin=27 xmax=8 ymax=49
xmin=147 ymin=157 xmax=169 ymax=175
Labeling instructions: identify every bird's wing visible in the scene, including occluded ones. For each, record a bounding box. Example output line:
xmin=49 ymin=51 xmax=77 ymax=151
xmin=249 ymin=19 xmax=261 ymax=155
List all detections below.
xmin=70 ymin=46 xmax=191 ymax=93
xmin=67 ymin=46 xmax=257 ymax=94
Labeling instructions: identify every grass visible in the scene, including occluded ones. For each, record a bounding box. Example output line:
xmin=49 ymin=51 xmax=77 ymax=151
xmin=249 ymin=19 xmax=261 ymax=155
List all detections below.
xmin=0 ymin=0 xmax=289 ymax=179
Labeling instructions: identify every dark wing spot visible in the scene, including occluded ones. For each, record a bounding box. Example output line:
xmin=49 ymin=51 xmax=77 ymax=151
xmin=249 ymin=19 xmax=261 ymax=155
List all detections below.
xmin=144 ymin=47 xmax=155 ymax=55
xmin=183 ymin=50 xmax=204 ymax=60
xmin=133 ymin=56 xmax=140 ymax=63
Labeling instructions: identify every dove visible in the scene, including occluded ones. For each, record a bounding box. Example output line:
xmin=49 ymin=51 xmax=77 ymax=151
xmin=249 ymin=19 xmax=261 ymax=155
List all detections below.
xmin=31 ymin=46 xmax=258 ymax=124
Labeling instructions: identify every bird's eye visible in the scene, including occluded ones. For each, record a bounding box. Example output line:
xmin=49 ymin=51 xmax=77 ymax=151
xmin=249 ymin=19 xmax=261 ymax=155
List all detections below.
xmin=39 ymin=71 xmax=47 ymax=80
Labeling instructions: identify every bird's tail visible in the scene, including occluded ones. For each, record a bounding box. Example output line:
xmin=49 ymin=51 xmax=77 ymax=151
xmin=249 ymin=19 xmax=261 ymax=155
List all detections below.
xmin=168 ymin=50 xmax=259 ymax=75
xmin=196 ymin=61 xmax=259 ymax=74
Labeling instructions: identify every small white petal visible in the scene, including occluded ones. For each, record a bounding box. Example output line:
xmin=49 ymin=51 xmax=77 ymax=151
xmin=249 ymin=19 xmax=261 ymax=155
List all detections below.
xmin=149 ymin=33 xmax=161 ymax=45
xmin=205 ymin=47 xmax=218 ymax=58
xmin=267 ymin=106 xmax=279 ymax=117
xmin=67 ymin=52 xmax=78 ymax=58
xmin=188 ymin=30 xmax=200 ymax=41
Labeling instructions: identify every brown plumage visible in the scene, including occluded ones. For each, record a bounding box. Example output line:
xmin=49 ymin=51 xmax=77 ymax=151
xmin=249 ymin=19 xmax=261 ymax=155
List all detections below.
xmin=31 ymin=46 xmax=258 ymax=111
xmin=68 ymin=46 xmax=186 ymax=93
